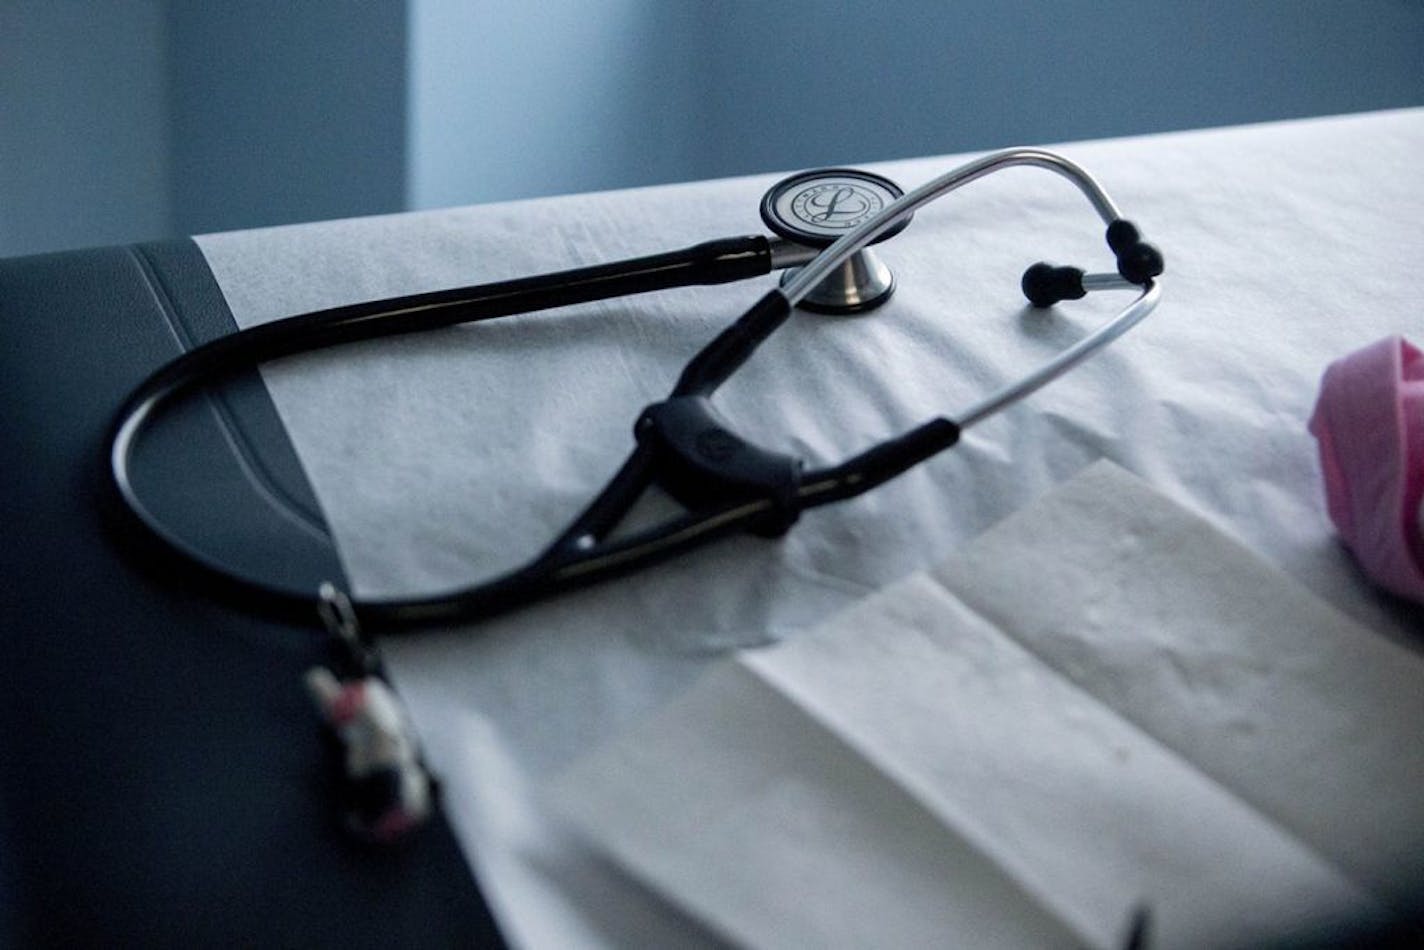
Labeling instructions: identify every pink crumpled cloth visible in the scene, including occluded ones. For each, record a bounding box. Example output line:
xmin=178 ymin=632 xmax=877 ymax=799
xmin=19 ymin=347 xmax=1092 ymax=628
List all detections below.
xmin=1309 ymin=336 xmax=1424 ymax=603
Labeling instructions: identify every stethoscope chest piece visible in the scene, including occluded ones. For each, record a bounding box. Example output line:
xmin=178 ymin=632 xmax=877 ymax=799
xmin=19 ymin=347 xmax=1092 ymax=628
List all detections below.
xmin=760 ymin=168 xmax=911 ymax=314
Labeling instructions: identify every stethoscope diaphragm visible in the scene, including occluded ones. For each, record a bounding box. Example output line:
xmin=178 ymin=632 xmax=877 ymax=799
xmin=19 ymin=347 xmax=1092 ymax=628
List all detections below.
xmin=760 ymin=168 xmax=911 ymax=313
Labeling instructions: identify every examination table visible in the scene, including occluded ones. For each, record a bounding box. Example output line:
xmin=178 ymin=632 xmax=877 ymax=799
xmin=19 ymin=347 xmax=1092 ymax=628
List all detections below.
xmin=3 ymin=109 xmax=1422 ymax=947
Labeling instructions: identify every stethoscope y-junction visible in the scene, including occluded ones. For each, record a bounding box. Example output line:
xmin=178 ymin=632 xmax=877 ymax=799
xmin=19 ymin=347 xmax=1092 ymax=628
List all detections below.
xmin=108 ymin=148 xmax=1165 ymax=634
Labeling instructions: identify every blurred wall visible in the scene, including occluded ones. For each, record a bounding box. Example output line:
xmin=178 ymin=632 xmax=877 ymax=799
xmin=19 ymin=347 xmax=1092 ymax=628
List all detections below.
xmin=167 ymin=1 xmax=407 ymax=236
xmin=2 ymin=1 xmax=1422 ymax=257
xmin=693 ymin=0 xmax=1424 ymax=177
xmin=408 ymin=0 xmax=707 ymax=208
xmin=0 ymin=0 xmax=171 ymax=255
xmin=406 ymin=0 xmax=1424 ymax=207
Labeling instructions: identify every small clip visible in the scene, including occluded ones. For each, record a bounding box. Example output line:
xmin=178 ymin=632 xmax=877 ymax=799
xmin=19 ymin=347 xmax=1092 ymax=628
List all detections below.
xmin=318 ymin=580 xmax=360 ymax=643
xmin=309 ymin=582 xmax=433 ymax=842
xmin=318 ymin=581 xmax=375 ymax=675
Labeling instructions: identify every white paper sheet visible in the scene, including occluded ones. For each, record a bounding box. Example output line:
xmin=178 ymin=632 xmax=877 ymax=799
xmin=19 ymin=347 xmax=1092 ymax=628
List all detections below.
xmin=551 ymin=464 xmax=1403 ymax=949
xmin=933 ymin=463 xmax=1424 ymax=901
xmin=552 ymin=662 xmax=1083 ymax=950
xmin=194 ymin=109 xmax=1424 ymax=945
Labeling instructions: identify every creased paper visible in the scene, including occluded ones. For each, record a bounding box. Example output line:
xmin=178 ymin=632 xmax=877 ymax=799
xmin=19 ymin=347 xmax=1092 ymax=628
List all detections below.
xmin=552 ymin=463 xmax=1403 ymax=949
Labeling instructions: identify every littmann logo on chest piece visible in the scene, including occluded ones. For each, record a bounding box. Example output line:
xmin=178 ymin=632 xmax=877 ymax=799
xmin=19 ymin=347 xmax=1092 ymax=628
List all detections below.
xmin=790 ymin=182 xmax=883 ymax=231
xmin=760 ymin=167 xmax=909 ymax=248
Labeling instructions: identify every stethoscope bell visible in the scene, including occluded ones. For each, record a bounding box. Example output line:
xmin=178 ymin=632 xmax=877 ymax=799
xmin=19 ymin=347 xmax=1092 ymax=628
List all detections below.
xmin=760 ymin=168 xmax=911 ymax=314
xmin=785 ymin=244 xmax=895 ymax=315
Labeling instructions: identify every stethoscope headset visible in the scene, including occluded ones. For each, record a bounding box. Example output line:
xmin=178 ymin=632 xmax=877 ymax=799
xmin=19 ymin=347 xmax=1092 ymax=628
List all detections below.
xmin=107 ymin=148 xmax=1164 ymax=638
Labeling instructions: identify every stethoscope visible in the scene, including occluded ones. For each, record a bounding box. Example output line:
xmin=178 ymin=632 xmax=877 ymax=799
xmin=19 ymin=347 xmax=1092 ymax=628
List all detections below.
xmin=107 ymin=147 xmax=1164 ymax=636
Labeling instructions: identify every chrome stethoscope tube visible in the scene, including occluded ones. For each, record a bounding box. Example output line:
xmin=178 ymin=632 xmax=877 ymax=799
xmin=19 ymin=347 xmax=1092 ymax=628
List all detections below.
xmin=785 ymin=149 xmax=1121 ymax=302
xmin=782 ymin=148 xmax=1157 ymax=431
xmin=106 ymin=147 xmax=1164 ymax=633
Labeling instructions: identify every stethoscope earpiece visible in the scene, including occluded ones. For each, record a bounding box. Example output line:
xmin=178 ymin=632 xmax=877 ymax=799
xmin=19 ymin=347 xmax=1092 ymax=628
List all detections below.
xmin=1022 ymin=219 xmax=1164 ymax=308
xmin=760 ymin=168 xmax=910 ymax=314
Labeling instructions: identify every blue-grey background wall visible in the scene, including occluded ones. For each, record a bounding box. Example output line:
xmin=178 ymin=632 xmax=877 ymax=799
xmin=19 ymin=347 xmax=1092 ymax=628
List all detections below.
xmin=167 ymin=0 xmax=407 ymax=236
xmin=1 ymin=0 xmax=171 ymax=254
xmin=408 ymin=0 xmax=707 ymax=210
xmin=3 ymin=0 xmax=1423 ymax=257
xmin=689 ymin=0 xmax=1424 ymax=179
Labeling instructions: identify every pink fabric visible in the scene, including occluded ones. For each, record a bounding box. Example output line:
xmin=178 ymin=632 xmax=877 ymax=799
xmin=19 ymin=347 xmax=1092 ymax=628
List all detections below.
xmin=329 ymin=681 xmax=367 ymax=725
xmin=1309 ymin=336 xmax=1424 ymax=603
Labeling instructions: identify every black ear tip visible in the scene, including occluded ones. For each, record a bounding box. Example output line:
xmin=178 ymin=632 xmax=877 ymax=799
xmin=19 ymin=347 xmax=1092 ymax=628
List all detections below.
xmin=1119 ymin=242 xmax=1165 ymax=284
xmin=1022 ymin=262 xmax=1085 ymax=308
xmin=1021 ymin=262 xmax=1056 ymax=307
xmin=1106 ymin=219 xmax=1141 ymax=254
xmin=1106 ymin=219 xmax=1165 ymax=285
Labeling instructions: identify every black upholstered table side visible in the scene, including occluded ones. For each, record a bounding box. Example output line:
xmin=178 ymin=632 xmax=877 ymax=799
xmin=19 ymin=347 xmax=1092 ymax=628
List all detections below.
xmin=0 ymin=240 xmax=504 ymax=948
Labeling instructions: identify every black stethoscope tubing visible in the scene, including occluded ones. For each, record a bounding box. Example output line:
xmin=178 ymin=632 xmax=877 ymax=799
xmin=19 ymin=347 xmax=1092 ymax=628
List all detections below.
xmin=107 ymin=148 xmax=1163 ymax=634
